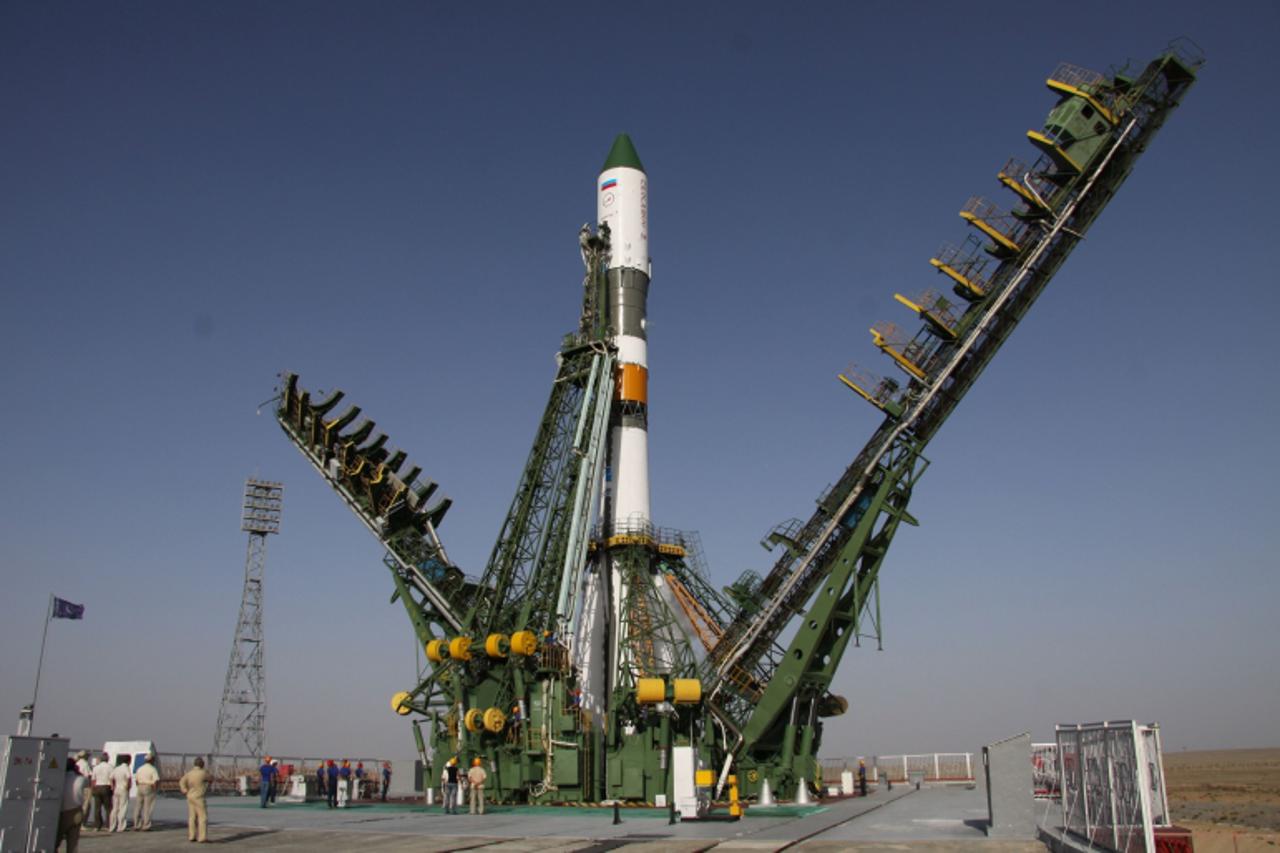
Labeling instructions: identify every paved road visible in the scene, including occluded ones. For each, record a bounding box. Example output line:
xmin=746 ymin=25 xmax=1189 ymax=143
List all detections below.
xmin=67 ymin=788 xmax=1047 ymax=851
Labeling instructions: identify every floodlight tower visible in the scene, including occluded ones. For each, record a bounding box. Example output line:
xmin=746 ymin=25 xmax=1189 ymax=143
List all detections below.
xmin=212 ymin=479 xmax=282 ymax=765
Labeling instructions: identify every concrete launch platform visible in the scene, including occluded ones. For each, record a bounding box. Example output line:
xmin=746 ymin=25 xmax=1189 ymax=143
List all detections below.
xmin=69 ymin=786 xmax=1055 ymax=851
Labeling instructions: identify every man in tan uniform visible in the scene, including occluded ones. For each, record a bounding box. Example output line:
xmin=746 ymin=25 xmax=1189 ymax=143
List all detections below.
xmin=132 ymin=754 xmax=159 ymax=831
xmin=467 ymin=757 xmax=487 ymax=815
xmin=178 ymin=757 xmax=210 ymax=842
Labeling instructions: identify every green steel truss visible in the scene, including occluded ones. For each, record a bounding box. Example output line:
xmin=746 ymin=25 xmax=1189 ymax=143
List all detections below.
xmin=699 ymin=44 xmax=1202 ymax=793
xmin=272 ymin=43 xmax=1200 ymax=805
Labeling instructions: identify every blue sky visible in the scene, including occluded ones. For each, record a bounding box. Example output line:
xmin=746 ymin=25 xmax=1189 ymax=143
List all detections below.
xmin=3 ymin=1 xmax=1276 ymax=772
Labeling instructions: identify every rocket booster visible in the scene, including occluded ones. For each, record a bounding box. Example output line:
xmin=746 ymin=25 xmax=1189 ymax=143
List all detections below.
xmin=597 ymin=134 xmax=651 ymax=530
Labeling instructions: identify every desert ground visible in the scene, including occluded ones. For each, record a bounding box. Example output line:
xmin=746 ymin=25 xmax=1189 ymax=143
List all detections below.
xmin=1164 ymin=748 xmax=1280 ymax=851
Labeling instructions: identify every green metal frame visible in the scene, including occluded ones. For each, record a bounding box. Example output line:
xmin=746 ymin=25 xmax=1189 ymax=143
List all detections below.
xmin=270 ymin=44 xmax=1201 ymax=806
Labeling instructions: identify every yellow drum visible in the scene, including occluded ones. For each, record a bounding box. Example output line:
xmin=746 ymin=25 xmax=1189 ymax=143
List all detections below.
xmin=464 ymin=708 xmax=484 ymax=733
xmin=483 ymin=707 xmax=507 ymax=733
xmin=449 ymin=636 xmax=472 ymax=661
xmin=485 ymin=633 xmax=509 ymax=658
xmin=636 ymin=677 xmax=665 ymax=704
xmin=509 ymin=630 xmax=538 ymax=656
xmin=672 ymin=679 xmax=702 ymax=704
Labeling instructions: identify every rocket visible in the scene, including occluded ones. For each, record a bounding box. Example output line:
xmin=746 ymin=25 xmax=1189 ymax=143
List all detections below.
xmin=570 ymin=134 xmax=653 ymax=715
xmin=597 ymin=134 xmax=651 ymax=532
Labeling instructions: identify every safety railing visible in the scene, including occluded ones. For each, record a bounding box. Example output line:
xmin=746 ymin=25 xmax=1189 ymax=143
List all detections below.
xmin=931 ymin=238 xmax=995 ymax=298
xmin=823 ymin=753 xmax=975 ymax=786
xmin=1033 ymin=741 xmax=1060 ymax=797
xmin=1057 ymin=721 xmax=1170 ymax=852
xmin=153 ymin=752 xmax=392 ymax=796
xmin=961 ymin=196 xmax=1029 ymax=255
xmin=1049 ymin=62 xmax=1106 ymax=93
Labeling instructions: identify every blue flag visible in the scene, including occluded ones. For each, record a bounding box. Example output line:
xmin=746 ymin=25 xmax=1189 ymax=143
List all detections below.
xmin=52 ymin=597 xmax=84 ymax=620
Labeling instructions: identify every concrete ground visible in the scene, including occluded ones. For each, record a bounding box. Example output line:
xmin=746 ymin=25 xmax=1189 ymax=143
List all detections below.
xmin=69 ymin=786 xmax=1049 ymax=851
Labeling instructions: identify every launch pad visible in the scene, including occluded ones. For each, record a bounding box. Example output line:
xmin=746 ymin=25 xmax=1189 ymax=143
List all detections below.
xmin=272 ymin=43 xmax=1201 ymax=812
xmin=66 ymin=784 xmax=1055 ymax=851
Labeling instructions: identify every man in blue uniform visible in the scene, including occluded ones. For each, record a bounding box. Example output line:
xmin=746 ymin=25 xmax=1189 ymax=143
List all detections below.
xmin=259 ymin=757 xmax=275 ymax=808
xmin=325 ymin=760 xmax=339 ymax=809
xmin=442 ymin=758 xmax=460 ymax=815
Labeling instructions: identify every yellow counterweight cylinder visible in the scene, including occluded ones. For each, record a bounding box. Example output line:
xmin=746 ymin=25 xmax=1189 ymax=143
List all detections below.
xmin=483 ymin=707 xmax=506 ymax=733
xmin=636 ymin=677 xmax=666 ymax=704
xmin=390 ymin=691 xmax=412 ymax=716
xmin=426 ymin=639 xmax=448 ymax=663
xmin=672 ymin=679 xmax=702 ymax=704
xmin=509 ymin=630 xmax=538 ymax=656
xmin=485 ymin=633 xmax=509 ymax=658
xmin=464 ymin=708 xmax=484 ymax=733
xmin=448 ymin=636 xmax=472 ymax=661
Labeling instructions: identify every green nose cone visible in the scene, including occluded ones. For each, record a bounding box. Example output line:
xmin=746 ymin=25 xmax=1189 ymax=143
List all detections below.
xmin=602 ymin=134 xmax=644 ymax=173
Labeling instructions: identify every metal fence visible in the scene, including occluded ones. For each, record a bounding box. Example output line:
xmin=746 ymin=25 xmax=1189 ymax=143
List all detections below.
xmin=75 ymin=752 xmax=394 ymax=795
xmin=822 ymin=753 xmax=975 ymax=786
xmin=1057 ymin=721 xmax=1169 ymax=853
xmin=1033 ymin=742 xmax=1059 ymax=797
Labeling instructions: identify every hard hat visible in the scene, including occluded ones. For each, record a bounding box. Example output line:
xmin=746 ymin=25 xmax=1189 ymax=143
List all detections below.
xmin=472 ymin=758 xmax=482 ymax=766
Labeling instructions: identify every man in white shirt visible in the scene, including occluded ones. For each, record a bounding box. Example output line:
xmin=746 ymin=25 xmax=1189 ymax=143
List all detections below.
xmin=90 ymin=754 xmax=112 ymax=831
xmin=58 ymin=763 xmax=86 ymax=852
xmin=74 ymin=751 xmax=92 ymax=821
xmin=108 ymin=754 xmax=132 ymax=832
xmin=132 ymin=754 xmax=160 ymax=831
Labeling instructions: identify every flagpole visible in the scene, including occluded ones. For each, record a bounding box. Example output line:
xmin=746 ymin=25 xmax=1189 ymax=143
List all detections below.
xmin=29 ymin=594 xmax=53 ymax=731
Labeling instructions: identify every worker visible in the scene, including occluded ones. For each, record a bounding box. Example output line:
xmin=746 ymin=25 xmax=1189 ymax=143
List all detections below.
xmin=355 ymin=761 xmax=366 ymax=799
xmin=58 ymin=760 xmax=86 ymax=852
xmin=381 ymin=761 xmax=391 ymax=802
xmin=178 ymin=757 xmax=210 ymax=843
xmin=258 ymin=756 xmax=274 ymax=808
xmin=90 ymin=753 xmax=112 ymax=831
xmin=441 ymin=758 xmax=460 ymax=815
xmin=508 ymin=703 xmax=523 ymax=742
xmin=132 ymin=754 xmax=159 ymax=831
xmin=857 ymin=759 xmax=868 ymax=797
xmin=467 ymin=757 xmax=488 ymax=815
xmin=108 ymin=754 xmax=131 ymax=832
xmin=325 ymin=760 xmax=339 ymax=809
xmin=315 ymin=761 xmax=327 ymax=801
xmin=269 ymin=759 xmax=281 ymax=803
xmin=74 ymin=750 xmax=92 ymax=822
xmin=339 ymin=759 xmax=353 ymax=805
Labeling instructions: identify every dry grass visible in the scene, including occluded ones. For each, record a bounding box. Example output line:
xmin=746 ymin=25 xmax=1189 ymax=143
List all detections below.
xmin=1163 ymin=748 xmax=1280 ymax=850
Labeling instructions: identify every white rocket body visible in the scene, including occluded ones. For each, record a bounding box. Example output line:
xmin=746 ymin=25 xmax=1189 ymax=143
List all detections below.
xmin=574 ymin=136 xmax=656 ymax=716
xmin=597 ymin=156 xmax=651 ymax=530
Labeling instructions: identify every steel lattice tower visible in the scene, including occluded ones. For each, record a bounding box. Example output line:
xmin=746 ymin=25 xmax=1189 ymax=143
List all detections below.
xmin=212 ymin=479 xmax=282 ymax=763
